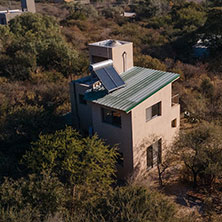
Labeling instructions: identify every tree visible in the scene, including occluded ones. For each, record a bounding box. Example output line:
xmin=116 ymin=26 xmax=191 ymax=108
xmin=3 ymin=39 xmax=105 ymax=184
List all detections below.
xmin=0 ymin=13 xmax=80 ymax=80
xmin=175 ymin=123 xmax=222 ymax=188
xmin=90 ymin=186 xmax=177 ymax=222
xmin=0 ymin=171 xmax=66 ymax=222
xmin=23 ymin=127 xmax=118 ymax=192
xmin=200 ymin=7 xmax=222 ymax=52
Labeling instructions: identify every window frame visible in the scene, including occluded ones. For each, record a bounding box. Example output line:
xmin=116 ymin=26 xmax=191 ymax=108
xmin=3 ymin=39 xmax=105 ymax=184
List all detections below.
xmin=171 ymin=118 xmax=177 ymax=128
xmin=101 ymin=107 xmax=122 ymax=128
xmin=147 ymin=139 xmax=162 ymax=170
xmin=146 ymin=101 xmax=162 ymax=122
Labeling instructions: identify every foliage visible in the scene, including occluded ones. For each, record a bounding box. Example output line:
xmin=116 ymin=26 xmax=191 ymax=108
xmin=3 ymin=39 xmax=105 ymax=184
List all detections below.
xmin=91 ymin=186 xmax=176 ymax=222
xmin=200 ymin=7 xmax=222 ymax=52
xmin=23 ymin=127 xmax=118 ymax=190
xmin=175 ymin=123 xmax=222 ymax=188
xmin=0 ymin=13 xmax=80 ymax=80
xmin=65 ymin=2 xmax=98 ymax=21
xmin=0 ymin=171 xmax=66 ymax=222
xmin=135 ymin=54 xmax=166 ymax=71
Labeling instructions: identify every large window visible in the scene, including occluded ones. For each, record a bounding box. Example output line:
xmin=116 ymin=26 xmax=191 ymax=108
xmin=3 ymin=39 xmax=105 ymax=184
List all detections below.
xmin=146 ymin=101 xmax=161 ymax=121
xmin=147 ymin=139 xmax=162 ymax=170
xmin=101 ymin=108 xmax=121 ymax=128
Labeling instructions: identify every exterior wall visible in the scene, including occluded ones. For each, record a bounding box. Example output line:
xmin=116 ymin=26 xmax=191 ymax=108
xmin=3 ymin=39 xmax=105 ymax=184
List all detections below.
xmin=91 ymin=103 xmax=133 ymax=178
xmin=21 ymin=0 xmax=36 ymax=13
xmin=88 ymin=45 xmax=112 ymax=63
xmin=88 ymin=42 xmax=134 ymax=74
xmin=5 ymin=12 xmax=22 ymax=23
xmin=69 ymin=81 xmax=92 ymax=133
xmin=0 ymin=12 xmax=22 ymax=25
xmin=111 ymin=42 xmax=133 ymax=74
xmin=131 ymin=83 xmax=180 ymax=172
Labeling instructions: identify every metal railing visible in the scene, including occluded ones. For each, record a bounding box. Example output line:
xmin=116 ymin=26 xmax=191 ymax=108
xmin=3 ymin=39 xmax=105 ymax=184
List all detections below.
xmin=171 ymin=94 xmax=179 ymax=106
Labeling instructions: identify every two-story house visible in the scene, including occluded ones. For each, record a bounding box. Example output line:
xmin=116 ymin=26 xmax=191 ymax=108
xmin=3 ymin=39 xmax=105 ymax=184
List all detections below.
xmin=70 ymin=39 xmax=180 ymax=178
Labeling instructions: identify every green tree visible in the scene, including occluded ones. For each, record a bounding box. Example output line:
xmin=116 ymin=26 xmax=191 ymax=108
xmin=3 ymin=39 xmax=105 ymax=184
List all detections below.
xmin=88 ymin=186 xmax=176 ymax=222
xmin=23 ymin=127 xmax=118 ymax=191
xmin=0 ymin=13 xmax=80 ymax=80
xmin=0 ymin=171 xmax=66 ymax=222
xmin=175 ymin=123 xmax=222 ymax=188
xmin=135 ymin=54 xmax=166 ymax=71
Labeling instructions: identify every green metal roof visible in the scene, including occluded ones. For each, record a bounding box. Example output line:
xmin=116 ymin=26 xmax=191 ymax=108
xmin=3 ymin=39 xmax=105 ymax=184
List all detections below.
xmin=85 ymin=66 xmax=179 ymax=113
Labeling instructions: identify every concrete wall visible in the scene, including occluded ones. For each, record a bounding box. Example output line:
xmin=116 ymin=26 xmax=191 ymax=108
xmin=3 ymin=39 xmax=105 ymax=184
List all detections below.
xmin=112 ymin=42 xmax=133 ymax=74
xmin=69 ymin=81 xmax=92 ymax=134
xmin=5 ymin=12 xmax=22 ymax=23
xmin=89 ymin=45 xmax=112 ymax=63
xmin=88 ymin=42 xmax=134 ymax=74
xmin=91 ymin=103 xmax=133 ymax=178
xmin=21 ymin=0 xmax=36 ymax=13
xmin=131 ymin=83 xmax=180 ymax=172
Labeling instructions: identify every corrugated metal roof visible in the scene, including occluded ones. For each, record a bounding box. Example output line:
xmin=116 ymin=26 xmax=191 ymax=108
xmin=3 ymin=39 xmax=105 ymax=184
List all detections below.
xmin=85 ymin=66 xmax=179 ymax=113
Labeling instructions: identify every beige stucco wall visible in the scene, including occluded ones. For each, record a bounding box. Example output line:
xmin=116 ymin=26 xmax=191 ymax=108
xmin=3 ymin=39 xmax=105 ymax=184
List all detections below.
xmin=111 ymin=42 xmax=133 ymax=74
xmin=5 ymin=12 xmax=22 ymax=24
xmin=91 ymin=103 xmax=134 ymax=178
xmin=89 ymin=45 xmax=112 ymax=62
xmin=88 ymin=42 xmax=134 ymax=74
xmin=131 ymin=83 xmax=180 ymax=172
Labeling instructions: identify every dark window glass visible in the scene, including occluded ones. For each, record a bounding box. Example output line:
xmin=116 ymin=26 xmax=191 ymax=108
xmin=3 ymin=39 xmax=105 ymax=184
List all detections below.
xmin=157 ymin=139 xmax=162 ymax=164
xmin=79 ymin=94 xmax=87 ymax=105
xmin=171 ymin=118 xmax=177 ymax=128
xmin=102 ymin=108 xmax=121 ymax=128
xmin=146 ymin=102 xmax=161 ymax=121
xmin=147 ymin=139 xmax=162 ymax=170
xmin=147 ymin=146 xmax=153 ymax=169
xmin=152 ymin=102 xmax=161 ymax=118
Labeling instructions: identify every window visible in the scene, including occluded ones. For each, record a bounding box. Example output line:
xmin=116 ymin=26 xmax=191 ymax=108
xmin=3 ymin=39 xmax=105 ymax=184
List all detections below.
xmin=171 ymin=118 xmax=177 ymax=128
xmin=101 ymin=108 xmax=121 ymax=128
xmin=79 ymin=94 xmax=87 ymax=105
xmin=147 ymin=139 xmax=162 ymax=170
xmin=146 ymin=102 xmax=161 ymax=121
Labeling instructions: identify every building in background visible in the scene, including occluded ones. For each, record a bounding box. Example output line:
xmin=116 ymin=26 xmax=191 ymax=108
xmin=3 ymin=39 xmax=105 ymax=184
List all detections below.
xmin=70 ymin=39 xmax=180 ymax=178
xmin=0 ymin=0 xmax=35 ymax=25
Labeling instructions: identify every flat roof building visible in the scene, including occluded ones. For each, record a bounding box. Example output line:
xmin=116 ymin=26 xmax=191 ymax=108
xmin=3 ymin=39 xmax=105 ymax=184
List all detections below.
xmin=0 ymin=0 xmax=35 ymax=25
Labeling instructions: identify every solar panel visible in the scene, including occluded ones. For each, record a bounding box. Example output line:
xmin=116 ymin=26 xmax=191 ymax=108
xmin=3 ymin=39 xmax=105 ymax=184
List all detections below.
xmin=94 ymin=65 xmax=125 ymax=93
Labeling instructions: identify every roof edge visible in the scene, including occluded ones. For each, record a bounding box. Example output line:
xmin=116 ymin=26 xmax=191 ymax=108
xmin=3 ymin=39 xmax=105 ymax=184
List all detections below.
xmin=125 ymin=74 xmax=180 ymax=113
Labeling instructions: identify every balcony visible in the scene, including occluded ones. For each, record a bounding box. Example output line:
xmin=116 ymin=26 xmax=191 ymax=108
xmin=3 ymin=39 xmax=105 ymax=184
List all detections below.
xmin=171 ymin=94 xmax=179 ymax=106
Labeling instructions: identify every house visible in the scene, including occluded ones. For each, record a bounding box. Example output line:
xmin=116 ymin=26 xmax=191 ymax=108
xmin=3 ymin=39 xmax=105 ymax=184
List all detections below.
xmin=0 ymin=0 xmax=35 ymax=25
xmin=70 ymin=39 xmax=180 ymax=178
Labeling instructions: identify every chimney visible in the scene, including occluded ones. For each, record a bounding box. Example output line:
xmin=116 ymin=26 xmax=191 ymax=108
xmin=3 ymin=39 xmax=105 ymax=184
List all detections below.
xmin=21 ymin=0 xmax=36 ymax=13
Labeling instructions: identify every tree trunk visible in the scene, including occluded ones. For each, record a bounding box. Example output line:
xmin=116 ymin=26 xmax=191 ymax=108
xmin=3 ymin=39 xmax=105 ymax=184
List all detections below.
xmin=157 ymin=164 xmax=163 ymax=187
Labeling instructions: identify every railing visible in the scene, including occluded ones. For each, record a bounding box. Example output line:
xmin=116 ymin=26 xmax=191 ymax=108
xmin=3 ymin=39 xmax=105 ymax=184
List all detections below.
xmin=171 ymin=94 xmax=179 ymax=106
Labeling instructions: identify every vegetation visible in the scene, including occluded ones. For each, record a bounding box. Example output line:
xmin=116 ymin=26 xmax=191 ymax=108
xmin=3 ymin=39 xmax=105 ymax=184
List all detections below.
xmin=0 ymin=0 xmax=222 ymax=221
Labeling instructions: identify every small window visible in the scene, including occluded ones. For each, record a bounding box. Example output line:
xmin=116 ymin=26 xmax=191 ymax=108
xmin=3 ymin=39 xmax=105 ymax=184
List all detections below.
xmin=79 ymin=94 xmax=87 ymax=105
xmin=147 ymin=139 xmax=162 ymax=170
xmin=146 ymin=102 xmax=161 ymax=121
xmin=102 ymin=108 xmax=121 ymax=128
xmin=171 ymin=118 xmax=177 ymax=128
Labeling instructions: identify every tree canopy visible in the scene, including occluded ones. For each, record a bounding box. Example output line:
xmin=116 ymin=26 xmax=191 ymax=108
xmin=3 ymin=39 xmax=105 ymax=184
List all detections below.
xmin=23 ymin=127 xmax=118 ymax=190
xmin=0 ymin=13 xmax=81 ymax=80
